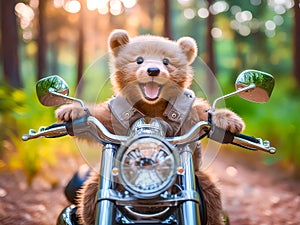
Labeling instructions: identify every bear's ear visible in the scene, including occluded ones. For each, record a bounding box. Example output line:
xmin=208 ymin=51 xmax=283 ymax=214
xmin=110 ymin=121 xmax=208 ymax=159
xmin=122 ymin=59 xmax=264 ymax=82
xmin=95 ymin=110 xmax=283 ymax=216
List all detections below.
xmin=177 ymin=37 xmax=198 ymax=64
xmin=108 ymin=29 xmax=130 ymax=56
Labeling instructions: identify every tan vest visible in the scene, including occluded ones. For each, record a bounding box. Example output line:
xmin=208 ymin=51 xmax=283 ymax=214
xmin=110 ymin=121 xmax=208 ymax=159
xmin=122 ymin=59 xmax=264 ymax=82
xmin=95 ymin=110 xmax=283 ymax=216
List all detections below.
xmin=108 ymin=89 xmax=198 ymax=136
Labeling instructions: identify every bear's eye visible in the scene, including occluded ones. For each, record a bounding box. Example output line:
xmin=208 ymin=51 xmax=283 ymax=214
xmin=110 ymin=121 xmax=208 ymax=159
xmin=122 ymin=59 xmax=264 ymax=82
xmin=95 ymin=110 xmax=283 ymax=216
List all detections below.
xmin=162 ymin=58 xmax=169 ymax=66
xmin=136 ymin=56 xmax=144 ymax=64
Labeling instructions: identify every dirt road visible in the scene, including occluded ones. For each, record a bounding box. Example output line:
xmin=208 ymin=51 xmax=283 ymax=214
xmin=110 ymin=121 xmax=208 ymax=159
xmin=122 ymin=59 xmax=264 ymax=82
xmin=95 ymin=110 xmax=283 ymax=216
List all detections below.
xmin=0 ymin=152 xmax=299 ymax=225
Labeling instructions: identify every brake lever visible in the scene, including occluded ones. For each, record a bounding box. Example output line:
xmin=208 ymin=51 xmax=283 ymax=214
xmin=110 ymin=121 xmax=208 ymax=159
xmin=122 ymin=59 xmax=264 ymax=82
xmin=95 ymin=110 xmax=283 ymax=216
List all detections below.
xmin=231 ymin=133 xmax=276 ymax=154
xmin=207 ymin=109 xmax=275 ymax=154
xmin=22 ymin=123 xmax=68 ymax=141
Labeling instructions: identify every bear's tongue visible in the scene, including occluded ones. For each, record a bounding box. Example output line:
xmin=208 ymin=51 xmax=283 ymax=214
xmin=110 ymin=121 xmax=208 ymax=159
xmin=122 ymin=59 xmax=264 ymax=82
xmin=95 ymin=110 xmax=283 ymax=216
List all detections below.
xmin=144 ymin=82 xmax=160 ymax=100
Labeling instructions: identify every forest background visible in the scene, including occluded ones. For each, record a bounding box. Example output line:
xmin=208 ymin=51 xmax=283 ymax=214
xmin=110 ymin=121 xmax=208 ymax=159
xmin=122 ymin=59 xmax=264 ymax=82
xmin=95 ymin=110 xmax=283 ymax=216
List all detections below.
xmin=1 ymin=0 xmax=300 ymax=184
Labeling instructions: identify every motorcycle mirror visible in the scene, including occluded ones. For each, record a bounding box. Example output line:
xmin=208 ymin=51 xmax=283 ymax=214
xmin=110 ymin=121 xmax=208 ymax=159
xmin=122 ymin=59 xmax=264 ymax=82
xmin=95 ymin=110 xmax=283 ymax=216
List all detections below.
xmin=210 ymin=70 xmax=275 ymax=113
xmin=235 ymin=70 xmax=275 ymax=103
xmin=36 ymin=75 xmax=71 ymax=106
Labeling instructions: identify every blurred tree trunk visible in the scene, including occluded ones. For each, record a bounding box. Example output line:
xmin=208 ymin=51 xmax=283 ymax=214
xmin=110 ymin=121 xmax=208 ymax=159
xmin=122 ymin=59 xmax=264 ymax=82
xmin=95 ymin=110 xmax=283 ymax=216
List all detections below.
xmin=0 ymin=0 xmax=22 ymax=88
xmin=49 ymin=43 xmax=59 ymax=74
xmin=76 ymin=4 xmax=85 ymax=95
xmin=206 ymin=0 xmax=216 ymax=94
xmin=292 ymin=0 xmax=300 ymax=176
xmin=294 ymin=1 xmax=300 ymax=87
xmin=163 ymin=0 xmax=172 ymax=38
xmin=37 ymin=0 xmax=47 ymax=79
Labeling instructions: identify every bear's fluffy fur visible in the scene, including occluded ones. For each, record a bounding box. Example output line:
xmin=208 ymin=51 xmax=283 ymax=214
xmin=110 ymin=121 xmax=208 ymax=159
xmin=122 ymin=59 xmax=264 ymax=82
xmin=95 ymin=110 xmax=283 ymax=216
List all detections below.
xmin=56 ymin=29 xmax=245 ymax=225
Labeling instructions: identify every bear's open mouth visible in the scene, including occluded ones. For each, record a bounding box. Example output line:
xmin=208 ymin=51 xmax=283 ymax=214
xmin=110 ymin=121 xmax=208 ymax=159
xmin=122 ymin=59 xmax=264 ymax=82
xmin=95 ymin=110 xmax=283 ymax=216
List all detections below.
xmin=140 ymin=82 xmax=161 ymax=101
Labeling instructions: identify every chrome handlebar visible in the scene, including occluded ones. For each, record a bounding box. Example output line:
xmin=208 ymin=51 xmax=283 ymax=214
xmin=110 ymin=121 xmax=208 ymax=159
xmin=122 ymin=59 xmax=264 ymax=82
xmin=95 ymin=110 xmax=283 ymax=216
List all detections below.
xmin=22 ymin=116 xmax=276 ymax=154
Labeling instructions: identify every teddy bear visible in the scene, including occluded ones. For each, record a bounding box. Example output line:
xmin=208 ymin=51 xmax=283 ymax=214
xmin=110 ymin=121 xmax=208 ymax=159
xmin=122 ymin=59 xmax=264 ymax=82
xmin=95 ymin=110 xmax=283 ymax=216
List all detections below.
xmin=56 ymin=29 xmax=245 ymax=225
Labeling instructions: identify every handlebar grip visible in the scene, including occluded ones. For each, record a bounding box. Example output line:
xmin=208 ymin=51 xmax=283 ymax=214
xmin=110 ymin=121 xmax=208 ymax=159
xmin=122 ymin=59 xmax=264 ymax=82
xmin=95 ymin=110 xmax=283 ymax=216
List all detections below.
xmin=64 ymin=116 xmax=89 ymax=136
xmin=209 ymin=126 xmax=261 ymax=146
xmin=208 ymin=126 xmax=235 ymax=144
xmin=65 ymin=121 xmax=74 ymax=136
xmin=44 ymin=116 xmax=89 ymax=137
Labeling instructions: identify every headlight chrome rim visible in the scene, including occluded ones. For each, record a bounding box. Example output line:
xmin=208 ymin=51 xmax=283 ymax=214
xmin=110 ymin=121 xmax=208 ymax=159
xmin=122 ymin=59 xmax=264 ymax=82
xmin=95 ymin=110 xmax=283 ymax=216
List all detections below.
xmin=116 ymin=135 xmax=178 ymax=199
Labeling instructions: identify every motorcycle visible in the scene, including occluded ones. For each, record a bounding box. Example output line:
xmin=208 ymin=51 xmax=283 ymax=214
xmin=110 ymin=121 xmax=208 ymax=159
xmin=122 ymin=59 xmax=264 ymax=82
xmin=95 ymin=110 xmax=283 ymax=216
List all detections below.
xmin=22 ymin=69 xmax=276 ymax=225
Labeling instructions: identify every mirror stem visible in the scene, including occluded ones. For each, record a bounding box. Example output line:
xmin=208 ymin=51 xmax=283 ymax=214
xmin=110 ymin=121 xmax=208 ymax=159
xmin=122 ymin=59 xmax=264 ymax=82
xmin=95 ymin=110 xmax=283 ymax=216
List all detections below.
xmin=50 ymin=91 xmax=89 ymax=112
xmin=210 ymin=83 xmax=256 ymax=112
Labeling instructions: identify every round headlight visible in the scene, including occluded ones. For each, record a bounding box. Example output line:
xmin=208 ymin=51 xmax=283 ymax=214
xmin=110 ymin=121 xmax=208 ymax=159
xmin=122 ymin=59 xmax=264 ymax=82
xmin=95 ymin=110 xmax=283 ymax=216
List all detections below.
xmin=117 ymin=136 xmax=177 ymax=198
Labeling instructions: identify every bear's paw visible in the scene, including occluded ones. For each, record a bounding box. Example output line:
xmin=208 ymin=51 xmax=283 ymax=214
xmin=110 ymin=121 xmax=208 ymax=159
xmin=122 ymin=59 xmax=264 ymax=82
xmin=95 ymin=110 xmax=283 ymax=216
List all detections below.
xmin=212 ymin=108 xmax=245 ymax=134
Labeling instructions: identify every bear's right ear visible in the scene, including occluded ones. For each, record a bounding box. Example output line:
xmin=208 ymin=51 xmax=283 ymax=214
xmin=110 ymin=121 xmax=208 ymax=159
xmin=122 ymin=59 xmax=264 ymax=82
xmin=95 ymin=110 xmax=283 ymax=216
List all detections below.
xmin=108 ymin=29 xmax=130 ymax=56
xmin=177 ymin=37 xmax=198 ymax=64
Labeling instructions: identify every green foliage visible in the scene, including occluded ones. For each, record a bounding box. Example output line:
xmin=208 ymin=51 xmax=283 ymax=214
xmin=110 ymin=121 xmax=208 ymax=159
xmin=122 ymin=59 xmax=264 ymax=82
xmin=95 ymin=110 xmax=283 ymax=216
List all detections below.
xmin=221 ymin=76 xmax=300 ymax=169
xmin=0 ymin=81 xmax=75 ymax=184
xmin=1 ymin=51 xmax=112 ymax=184
xmin=0 ymin=83 xmax=25 ymax=157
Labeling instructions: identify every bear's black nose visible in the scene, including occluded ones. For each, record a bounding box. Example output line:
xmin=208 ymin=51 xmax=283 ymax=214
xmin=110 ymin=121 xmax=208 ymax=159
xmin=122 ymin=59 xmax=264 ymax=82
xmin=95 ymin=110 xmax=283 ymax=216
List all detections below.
xmin=147 ymin=67 xmax=160 ymax=76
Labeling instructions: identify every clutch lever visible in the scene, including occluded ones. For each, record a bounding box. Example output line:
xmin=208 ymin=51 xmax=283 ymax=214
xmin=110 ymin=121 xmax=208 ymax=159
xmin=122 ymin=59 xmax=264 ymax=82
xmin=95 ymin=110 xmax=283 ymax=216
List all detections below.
xmin=22 ymin=122 xmax=69 ymax=141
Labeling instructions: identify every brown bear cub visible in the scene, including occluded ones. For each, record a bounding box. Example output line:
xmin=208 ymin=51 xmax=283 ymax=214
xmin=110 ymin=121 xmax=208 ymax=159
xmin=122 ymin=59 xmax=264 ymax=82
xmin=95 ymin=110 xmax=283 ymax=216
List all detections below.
xmin=56 ymin=29 xmax=244 ymax=225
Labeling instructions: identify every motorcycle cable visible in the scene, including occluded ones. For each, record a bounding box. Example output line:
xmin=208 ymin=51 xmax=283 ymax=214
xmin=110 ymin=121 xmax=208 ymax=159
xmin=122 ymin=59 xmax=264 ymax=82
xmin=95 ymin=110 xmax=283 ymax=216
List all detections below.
xmin=195 ymin=174 xmax=208 ymax=225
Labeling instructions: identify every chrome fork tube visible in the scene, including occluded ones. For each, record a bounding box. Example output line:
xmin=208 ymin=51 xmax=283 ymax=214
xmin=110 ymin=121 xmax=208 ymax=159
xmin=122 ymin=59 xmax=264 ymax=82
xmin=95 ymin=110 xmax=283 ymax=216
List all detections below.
xmin=179 ymin=149 xmax=201 ymax=225
xmin=95 ymin=144 xmax=117 ymax=225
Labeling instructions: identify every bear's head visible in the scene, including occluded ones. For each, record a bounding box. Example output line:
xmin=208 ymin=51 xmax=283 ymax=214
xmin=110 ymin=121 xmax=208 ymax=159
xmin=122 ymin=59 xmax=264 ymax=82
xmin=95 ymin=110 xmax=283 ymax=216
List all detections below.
xmin=108 ymin=29 xmax=198 ymax=112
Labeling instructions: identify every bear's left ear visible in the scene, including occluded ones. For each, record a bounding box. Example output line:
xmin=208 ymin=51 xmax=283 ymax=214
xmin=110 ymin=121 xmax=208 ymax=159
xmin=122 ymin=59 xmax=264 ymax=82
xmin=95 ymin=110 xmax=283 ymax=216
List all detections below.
xmin=177 ymin=37 xmax=198 ymax=64
xmin=108 ymin=29 xmax=130 ymax=56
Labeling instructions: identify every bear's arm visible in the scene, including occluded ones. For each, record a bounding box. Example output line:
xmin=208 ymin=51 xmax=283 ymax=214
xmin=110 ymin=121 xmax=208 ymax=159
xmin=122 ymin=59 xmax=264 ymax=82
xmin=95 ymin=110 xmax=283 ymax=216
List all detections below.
xmin=86 ymin=101 xmax=115 ymax=134
xmin=193 ymin=97 xmax=211 ymax=122
xmin=192 ymin=97 xmax=245 ymax=134
xmin=55 ymin=100 xmax=115 ymax=134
